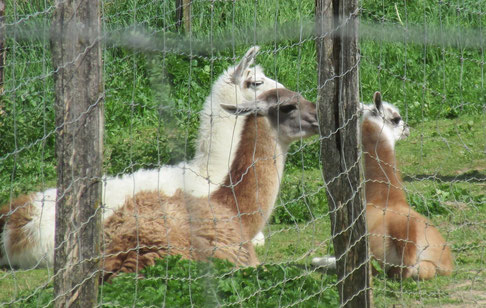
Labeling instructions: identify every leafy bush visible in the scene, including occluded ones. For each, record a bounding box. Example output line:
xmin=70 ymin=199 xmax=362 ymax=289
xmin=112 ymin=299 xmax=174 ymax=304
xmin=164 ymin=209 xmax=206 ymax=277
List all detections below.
xmin=272 ymin=169 xmax=329 ymax=224
xmin=17 ymin=256 xmax=339 ymax=307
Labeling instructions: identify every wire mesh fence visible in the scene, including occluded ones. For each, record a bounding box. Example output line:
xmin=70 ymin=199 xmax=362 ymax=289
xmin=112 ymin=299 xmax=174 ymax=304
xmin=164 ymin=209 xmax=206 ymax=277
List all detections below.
xmin=0 ymin=0 xmax=485 ymax=307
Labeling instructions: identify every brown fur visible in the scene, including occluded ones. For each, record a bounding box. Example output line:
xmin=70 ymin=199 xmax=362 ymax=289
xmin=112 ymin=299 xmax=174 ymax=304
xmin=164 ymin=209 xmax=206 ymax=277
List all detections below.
xmin=0 ymin=195 xmax=36 ymax=259
xmin=363 ymin=119 xmax=453 ymax=280
xmin=103 ymin=190 xmax=258 ymax=281
xmin=362 ymin=120 xmax=407 ymax=206
xmin=211 ymin=115 xmax=281 ymax=239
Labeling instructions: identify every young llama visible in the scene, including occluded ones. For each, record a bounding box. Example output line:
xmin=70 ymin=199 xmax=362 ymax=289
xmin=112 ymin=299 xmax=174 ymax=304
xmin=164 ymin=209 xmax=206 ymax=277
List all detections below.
xmin=0 ymin=46 xmax=282 ymax=268
xmin=313 ymin=92 xmax=453 ymax=280
xmin=102 ymin=88 xmax=319 ymax=279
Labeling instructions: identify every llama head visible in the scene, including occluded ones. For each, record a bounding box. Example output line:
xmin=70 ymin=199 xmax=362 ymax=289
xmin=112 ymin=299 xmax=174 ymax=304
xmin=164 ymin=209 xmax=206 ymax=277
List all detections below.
xmin=221 ymin=88 xmax=319 ymax=145
xmin=362 ymin=91 xmax=410 ymax=147
xmin=191 ymin=46 xmax=286 ymax=188
xmin=229 ymin=46 xmax=284 ymax=101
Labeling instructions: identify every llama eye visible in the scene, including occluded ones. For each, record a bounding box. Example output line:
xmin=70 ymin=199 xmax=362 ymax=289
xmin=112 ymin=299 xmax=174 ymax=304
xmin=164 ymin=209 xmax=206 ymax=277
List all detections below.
xmin=391 ymin=117 xmax=401 ymax=125
xmin=249 ymin=81 xmax=264 ymax=88
xmin=279 ymin=104 xmax=297 ymax=113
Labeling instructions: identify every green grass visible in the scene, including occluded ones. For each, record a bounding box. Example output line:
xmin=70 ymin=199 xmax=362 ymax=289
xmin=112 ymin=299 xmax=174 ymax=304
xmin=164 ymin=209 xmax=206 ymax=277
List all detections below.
xmin=2 ymin=115 xmax=485 ymax=306
xmin=0 ymin=0 xmax=485 ymax=306
xmin=0 ymin=268 xmax=50 ymax=304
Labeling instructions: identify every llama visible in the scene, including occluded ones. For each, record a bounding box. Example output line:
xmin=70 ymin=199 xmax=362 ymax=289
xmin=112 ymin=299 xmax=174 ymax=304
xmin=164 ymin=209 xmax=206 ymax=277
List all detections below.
xmin=102 ymin=88 xmax=319 ymax=279
xmin=0 ymin=46 xmax=282 ymax=268
xmin=312 ymin=92 xmax=453 ymax=280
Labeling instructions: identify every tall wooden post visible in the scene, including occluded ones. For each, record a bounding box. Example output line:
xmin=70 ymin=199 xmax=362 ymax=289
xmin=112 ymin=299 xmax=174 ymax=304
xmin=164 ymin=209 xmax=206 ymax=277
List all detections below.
xmin=175 ymin=0 xmax=191 ymax=33
xmin=0 ymin=0 xmax=5 ymax=95
xmin=50 ymin=0 xmax=103 ymax=306
xmin=175 ymin=0 xmax=183 ymax=31
xmin=183 ymin=0 xmax=191 ymax=33
xmin=316 ymin=0 xmax=372 ymax=307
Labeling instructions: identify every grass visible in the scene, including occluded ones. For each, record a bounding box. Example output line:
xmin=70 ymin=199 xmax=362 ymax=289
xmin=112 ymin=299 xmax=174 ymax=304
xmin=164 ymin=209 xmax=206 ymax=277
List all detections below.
xmin=2 ymin=115 xmax=485 ymax=306
xmin=0 ymin=268 xmax=50 ymax=305
xmin=0 ymin=0 xmax=485 ymax=306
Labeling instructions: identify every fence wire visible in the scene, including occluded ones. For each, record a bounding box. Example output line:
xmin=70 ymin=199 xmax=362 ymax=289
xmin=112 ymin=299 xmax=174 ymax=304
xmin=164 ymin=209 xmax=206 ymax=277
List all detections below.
xmin=0 ymin=0 xmax=485 ymax=307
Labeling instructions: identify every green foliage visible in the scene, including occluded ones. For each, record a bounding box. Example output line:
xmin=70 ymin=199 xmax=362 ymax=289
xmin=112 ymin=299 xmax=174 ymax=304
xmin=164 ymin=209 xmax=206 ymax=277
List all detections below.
xmin=372 ymin=259 xmax=455 ymax=307
xmin=101 ymin=256 xmax=340 ymax=307
xmin=272 ymin=169 xmax=329 ymax=224
xmin=16 ymin=256 xmax=339 ymax=307
xmin=408 ymin=183 xmax=486 ymax=217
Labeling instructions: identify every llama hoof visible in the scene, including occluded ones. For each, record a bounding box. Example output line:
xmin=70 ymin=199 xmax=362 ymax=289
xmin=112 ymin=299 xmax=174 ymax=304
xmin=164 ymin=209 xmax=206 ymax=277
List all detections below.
xmin=251 ymin=232 xmax=265 ymax=247
xmin=311 ymin=256 xmax=336 ymax=269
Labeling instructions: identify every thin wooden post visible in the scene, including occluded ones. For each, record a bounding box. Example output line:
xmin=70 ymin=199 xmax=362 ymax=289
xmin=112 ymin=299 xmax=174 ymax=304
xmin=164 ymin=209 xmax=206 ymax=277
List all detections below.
xmin=183 ymin=0 xmax=191 ymax=34
xmin=0 ymin=0 xmax=5 ymax=95
xmin=175 ymin=0 xmax=191 ymax=33
xmin=315 ymin=0 xmax=372 ymax=307
xmin=50 ymin=0 xmax=103 ymax=306
xmin=175 ymin=0 xmax=183 ymax=31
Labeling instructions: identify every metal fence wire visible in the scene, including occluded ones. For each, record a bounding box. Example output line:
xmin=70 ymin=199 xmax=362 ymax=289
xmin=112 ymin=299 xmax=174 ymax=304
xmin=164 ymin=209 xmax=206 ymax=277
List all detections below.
xmin=0 ymin=0 xmax=485 ymax=307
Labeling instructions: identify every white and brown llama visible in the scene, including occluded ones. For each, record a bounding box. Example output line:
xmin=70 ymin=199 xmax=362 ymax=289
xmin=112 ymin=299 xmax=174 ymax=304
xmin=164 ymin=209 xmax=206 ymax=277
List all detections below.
xmin=0 ymin=46 xmax=282 ymax=269
xmin=312 ymin=92 xmax=453 ymax=280
xmin=102 ymin=88 xmax=319 ymax=280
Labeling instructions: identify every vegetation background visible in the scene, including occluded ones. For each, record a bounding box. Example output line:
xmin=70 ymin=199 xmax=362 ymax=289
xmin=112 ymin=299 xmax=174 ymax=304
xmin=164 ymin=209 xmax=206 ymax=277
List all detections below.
xmin=0 ymin=0 xmax=485 ymax=306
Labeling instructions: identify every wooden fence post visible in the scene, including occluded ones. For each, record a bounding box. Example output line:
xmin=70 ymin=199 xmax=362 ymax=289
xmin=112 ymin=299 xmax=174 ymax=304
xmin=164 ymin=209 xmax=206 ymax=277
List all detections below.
xmin=315 ymin=0 xmax=372 ymax=306
xmin=175 ymin=0 xmax=191 ymax=33
xmin=0 ymin=0 xmax=5 ymax=96
xmin=50 ymin=0 xmax=103 ymax=306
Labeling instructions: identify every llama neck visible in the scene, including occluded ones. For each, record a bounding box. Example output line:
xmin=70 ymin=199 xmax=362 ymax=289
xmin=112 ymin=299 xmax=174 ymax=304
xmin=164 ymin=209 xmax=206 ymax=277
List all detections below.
xmin=211 ymin=115 xmax=286 ymax=239
xmin=190 ymin=80 xmax=244 ymax=191
xmin=362 ymin=120 xmax=407 ymax=206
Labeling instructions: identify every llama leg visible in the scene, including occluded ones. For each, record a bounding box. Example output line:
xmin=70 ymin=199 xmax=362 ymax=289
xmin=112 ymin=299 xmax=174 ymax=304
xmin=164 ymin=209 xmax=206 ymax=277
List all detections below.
xmin=208 ymin=242 xmax=254 ymax=266
xmin=103 ymin=247 xmax=165 ymax=282
xmin=415 ymin=260 xmax=437 ymax=280
xmin=386 ymin=212 xmax=419 ymax=280
xmin=103 ymin=249 xmax=132 ymax=281
xmin=116 ymin=249 xmax=162 ymax=275
xmin=202 ymin=236 xmax=259 ymax=267
xmin=242 ymin=241 xmax=259 ymax=267
xmin=102 ymin=251 xmax=125 ymax=281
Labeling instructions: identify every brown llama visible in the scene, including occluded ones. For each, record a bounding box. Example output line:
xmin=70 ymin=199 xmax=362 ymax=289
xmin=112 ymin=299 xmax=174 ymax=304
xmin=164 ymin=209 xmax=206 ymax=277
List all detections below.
xmin=102 ymin=88 xmax=319 ymax=280
xmin=363 ymin=92 xmax=453 ymax=280
xmin=313 ymin=92 xmax=453 ymax=280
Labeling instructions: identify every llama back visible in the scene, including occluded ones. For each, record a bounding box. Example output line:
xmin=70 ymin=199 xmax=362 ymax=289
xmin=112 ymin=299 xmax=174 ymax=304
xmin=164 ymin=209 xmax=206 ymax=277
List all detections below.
xmin=0 ymin=189 xmax=56 ymax=268
xmin=102 ymin=189 xmax=258 ymax=280
xmin=102 ymin=190 xmax=192 ymax=279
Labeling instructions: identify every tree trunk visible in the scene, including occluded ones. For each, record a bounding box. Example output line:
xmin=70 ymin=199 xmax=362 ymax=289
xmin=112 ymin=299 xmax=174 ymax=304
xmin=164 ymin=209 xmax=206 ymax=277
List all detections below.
xmin=50 ymin=0 xmax=103 ymax=306
xmin=315 ymin=0 xmax=372 ymax=306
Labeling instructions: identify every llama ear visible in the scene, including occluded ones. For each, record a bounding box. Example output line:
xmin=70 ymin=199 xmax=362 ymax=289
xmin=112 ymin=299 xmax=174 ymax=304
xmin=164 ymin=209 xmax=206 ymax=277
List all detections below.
xmin=230 ymin=46 xmax=260 ymax=84
xmin=373 ymin=91 xmax=383 ymax=111
xmin=220 ymin=101 xmax=268 ymax=116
